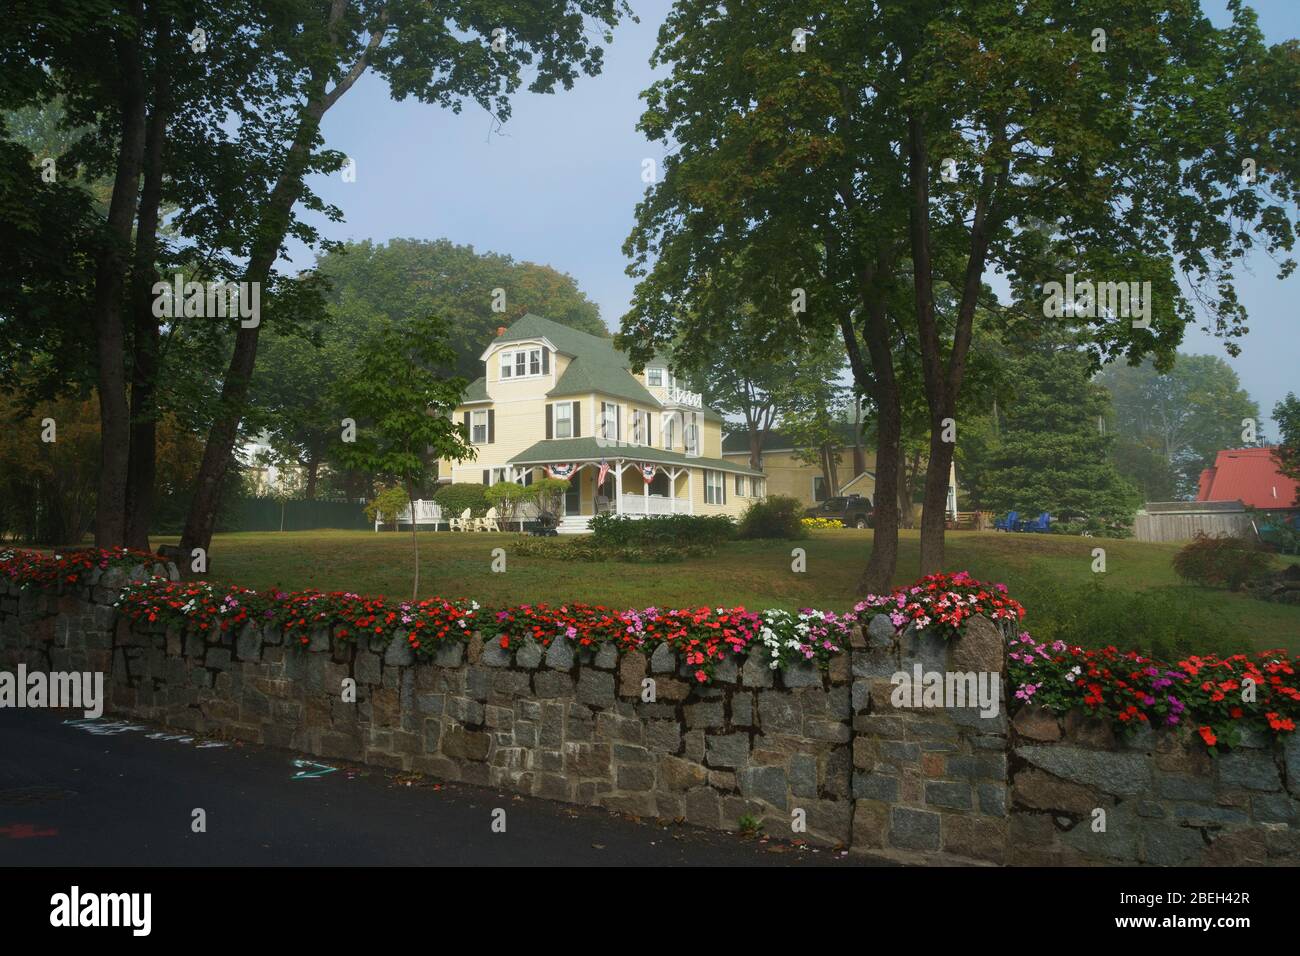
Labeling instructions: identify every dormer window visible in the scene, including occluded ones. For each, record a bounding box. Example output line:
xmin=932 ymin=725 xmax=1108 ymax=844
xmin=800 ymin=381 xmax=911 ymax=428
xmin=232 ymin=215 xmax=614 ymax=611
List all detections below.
xmin=499 ymin=347 xmax=546 ymax=380
xmin=646 ymin=367 xmax=665 ymax=387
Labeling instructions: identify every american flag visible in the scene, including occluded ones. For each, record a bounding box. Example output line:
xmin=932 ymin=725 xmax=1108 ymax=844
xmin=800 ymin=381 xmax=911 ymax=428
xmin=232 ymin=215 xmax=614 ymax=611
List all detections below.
xmin=597 ymin=459 xmax=609 ymax=487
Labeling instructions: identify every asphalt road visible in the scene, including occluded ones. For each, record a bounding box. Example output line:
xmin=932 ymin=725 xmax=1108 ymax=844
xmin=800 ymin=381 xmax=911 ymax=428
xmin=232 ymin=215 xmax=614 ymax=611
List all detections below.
xmin=0 ymin=709 xmax=876 ymax=867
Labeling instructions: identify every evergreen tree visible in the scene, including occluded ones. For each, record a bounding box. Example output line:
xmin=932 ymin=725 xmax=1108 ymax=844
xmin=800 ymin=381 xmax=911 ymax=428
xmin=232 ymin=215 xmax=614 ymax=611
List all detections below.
xmin=962 ymin=342 xmax=1140 ymax=532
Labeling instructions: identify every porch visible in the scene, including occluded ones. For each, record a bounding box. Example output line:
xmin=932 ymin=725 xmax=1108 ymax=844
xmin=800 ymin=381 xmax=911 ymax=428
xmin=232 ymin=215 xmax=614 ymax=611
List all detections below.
xmin=530 ymin=459 xmax=696 ymax=522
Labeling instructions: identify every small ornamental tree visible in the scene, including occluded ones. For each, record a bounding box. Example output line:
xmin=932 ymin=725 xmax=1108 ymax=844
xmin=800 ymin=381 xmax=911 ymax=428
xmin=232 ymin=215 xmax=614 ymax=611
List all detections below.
xmin=337 ymin=316 xmax=473 ymax=598
xmin=485 ymin=481 xmax=535 ymax=531
xmin=531 ymin=477 xmax=571 ymax=522
xmin=364 ymin=485 xmax=412 ymax=531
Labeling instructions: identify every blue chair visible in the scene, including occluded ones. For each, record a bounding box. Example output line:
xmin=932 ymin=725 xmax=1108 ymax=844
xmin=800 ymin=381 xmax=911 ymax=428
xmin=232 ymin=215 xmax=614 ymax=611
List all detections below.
xmin=994 ymin=510 xmax=1019 ymax=532
xmin=1020 ymin=512 xmax=1050 ymax=533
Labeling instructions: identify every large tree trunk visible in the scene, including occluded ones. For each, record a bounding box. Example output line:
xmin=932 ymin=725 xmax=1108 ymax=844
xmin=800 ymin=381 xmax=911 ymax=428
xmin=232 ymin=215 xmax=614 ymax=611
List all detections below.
xmin=906 ymin=114 xmax=1005 ymax=576
xmin=841 ymin=296 xmax=902 ymax=596
xmin=125 ymin=23 xmax=170 ymax=551
xmin=305 ymin=455 xmax=320 ymax=501
xmin=178 ymin=87 xmax=329 ymax=564
xmin=178 ymin=3 xmax=385 ymax=567
xmin=897 ymin=453 xmax=912 ymax=529
xmin=864 ymin=387 xmax=902 ymax=594
xmin=92 ymin=12 xmax=148 ymax=548
xmin=919 ymin=415 xmax=956 ymax=575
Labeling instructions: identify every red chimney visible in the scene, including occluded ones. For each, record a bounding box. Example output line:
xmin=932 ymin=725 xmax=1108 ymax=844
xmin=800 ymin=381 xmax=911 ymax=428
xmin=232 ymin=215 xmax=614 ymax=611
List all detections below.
xmin=496 ymin=326 xmax=506 ymax=336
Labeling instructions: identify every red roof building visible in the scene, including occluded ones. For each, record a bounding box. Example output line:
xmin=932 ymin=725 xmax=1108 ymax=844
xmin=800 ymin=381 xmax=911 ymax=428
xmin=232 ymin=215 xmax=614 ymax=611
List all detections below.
xmin=1196 ymin=447 xmax=1300 ymax=511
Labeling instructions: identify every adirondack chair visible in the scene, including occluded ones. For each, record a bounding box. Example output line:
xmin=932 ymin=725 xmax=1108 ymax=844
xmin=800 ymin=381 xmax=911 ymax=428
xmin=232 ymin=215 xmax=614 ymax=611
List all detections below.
xmin=478 ymin=507 xmax=500 ymax=532
xmin=994 ymin=510 xmax=1019 ymax=532
xmin=1020 ymin=512 xmax=1050 ymax=533
xmin=448 ymin=508 xmax=473 ymax=532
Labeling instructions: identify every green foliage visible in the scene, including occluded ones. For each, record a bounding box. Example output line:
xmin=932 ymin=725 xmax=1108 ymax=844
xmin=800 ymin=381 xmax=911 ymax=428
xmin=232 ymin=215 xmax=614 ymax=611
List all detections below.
xmin=1173 ymin=533 xmax=1273 ymax=591
xmin=1097 ymin=355 xmax=1263 ymax=500
xmin=589 ymin=513 xmax=735 ymax=547
xmin=335 ymin=314 xmax=473 ymax=597
xmin=365 ymin=486 xmax=411 ymax=528
xmin=315 ymin=239 xmax=609 ymax=380
xmin=1016 ymin=578 xmax=1237 ymax=663
xmin=434 ymin=483 xmax=489 ymax=518
xmin=530 ymin=477 xmax=572 ymax=517
xmin=484 ymin=482 xmax=537 ymax=529
xmin=737 ymin=496 xmax=806 ymax=540
xmin=1273 ymin=393 xmax=1300 ymax=503
xmin=959 ymin=339 xmax=1140 ymax=526
xmin=512 ymin=537 xmax=716 ymax=563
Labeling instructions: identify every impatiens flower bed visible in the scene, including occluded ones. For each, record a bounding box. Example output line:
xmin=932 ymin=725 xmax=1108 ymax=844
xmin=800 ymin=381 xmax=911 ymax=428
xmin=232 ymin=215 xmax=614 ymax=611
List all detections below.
xmin=0 ymin=546 xmax=164 ymax=589
xmin=1008 ymin=632 xmax=1299 ymax=749
xmin=480 ymin=604 xmax=763 ymax=683
xmin=757 ymin=608 xmax=852 ymax=671
xmin=3 ymin=548 xmax=1296 ymax=746
xmin=850 ymin=570 xmax=1026 ymax=638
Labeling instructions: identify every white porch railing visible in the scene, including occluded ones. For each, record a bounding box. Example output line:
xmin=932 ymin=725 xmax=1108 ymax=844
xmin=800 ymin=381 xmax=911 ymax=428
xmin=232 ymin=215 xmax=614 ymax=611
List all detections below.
xmin=619 ymin=493 xmax=691 ymax=516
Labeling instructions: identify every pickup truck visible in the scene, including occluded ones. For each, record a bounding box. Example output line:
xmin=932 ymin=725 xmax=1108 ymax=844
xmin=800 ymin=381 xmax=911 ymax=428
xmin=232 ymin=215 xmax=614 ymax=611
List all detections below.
xmin=804 ymin=494 xmax=874 ymax=529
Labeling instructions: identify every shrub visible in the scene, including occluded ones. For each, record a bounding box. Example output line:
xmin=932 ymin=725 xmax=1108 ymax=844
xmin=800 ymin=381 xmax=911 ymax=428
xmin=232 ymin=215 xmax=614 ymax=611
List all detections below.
xmin=364 ymin=486 xmax=411 ymax=528
xmin=512 ymin=537 xmax=716 ymax=563
xmin=1172 ymin=532 xmax=1273 ymax=590
xmin=737 ymin=495 xmax=806 ymax=539
xmin=433 ymin=482 xmax=488 ymax=517
xmin=589 ymin=513 xmax=735 ymax=547
xmin=484 ymin=482 xmax=536 ymax=529
xmin=1011 ymin=577 xmax=1234 ymax=662
xmin=530 ymin=477 xmax=572 ymax=517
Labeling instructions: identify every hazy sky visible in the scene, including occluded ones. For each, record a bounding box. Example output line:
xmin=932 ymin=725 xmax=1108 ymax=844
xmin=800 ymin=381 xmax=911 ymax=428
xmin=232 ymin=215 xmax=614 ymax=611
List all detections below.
xmin=285 ymin=0 xmax=1298 ymax=431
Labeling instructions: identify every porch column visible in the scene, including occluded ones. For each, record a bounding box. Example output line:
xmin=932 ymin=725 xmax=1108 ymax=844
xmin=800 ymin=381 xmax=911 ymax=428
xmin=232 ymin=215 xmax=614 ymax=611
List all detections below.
xmin=615 ymin=460 xmax=623 ymax=515
xmin=688 ymin=469 xmax=695 ymax=515
xmin=668 ymin=467 xmax=678 ymax=514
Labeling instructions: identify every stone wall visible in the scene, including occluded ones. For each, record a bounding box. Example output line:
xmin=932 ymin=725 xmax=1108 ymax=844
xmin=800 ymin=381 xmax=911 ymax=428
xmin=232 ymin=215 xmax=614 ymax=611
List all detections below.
xmin=3 ymin=568 xmax=1298 ymax=865
xmin=848 ymin=614 xmax=1010 ymax=863
xmin=1009 ymin=705 xmax=1300 ymax=865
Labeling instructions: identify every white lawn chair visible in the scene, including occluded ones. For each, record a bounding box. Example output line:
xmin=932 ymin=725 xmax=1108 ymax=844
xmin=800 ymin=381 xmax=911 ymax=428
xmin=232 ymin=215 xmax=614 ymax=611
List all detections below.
xmin=478 ymin=507 xmax=500 ymax=532
xmin=448 ymin=508 xmax=473 ymax=532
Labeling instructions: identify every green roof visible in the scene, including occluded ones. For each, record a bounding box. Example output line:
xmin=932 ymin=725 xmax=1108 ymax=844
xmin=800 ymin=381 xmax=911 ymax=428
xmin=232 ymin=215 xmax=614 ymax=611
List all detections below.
xmin=721 ymin=422 xmax=863 ymax=454
xmin=461 ymin=376 xmax=489 ymax=402
xmin=492 ymin=313 xmax=721 ymax=420
xmin=509 ymin=437 xmax=765 ymax=477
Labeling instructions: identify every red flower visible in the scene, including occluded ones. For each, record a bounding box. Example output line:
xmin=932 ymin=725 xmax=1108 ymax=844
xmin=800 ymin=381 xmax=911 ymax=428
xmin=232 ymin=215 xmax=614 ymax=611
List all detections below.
xmin=1198 ymin=726 xmax=1217 ymax=747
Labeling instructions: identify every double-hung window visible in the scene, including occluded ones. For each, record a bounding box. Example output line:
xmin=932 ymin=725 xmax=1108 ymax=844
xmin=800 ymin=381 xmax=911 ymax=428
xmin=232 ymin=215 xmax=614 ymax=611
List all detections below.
xmin=471 ymin=410 xmax=489 ymax=444
xmin=554 ymin=402 xmax=573 ymax=439
xmin=601 ymin=402 xmax=620 ymax=441
xmin=734 ymin=474 xmax=747 ymax=497
xmin=704 ymin=470 xmax=725 ymax=505
xmin=647 ymin=368 xmax=664 ymax=387
xmin=631 ymin=409 xmax=650 ymax=444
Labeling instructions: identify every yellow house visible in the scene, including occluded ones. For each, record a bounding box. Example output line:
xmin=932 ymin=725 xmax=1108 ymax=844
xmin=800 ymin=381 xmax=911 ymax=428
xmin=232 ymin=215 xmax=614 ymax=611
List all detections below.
xmin=437 ymin=313 xmax=765 ymax=532
xmin=721 ymin=426 xmax=876 ymax=507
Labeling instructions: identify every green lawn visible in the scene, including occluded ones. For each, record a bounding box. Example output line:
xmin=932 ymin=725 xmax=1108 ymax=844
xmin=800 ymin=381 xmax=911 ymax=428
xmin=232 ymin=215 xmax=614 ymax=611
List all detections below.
xmin=158 ymin=528 xmax=1300 ymax=657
